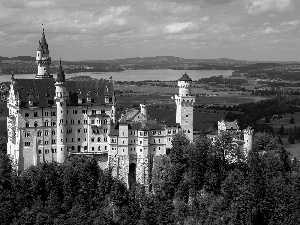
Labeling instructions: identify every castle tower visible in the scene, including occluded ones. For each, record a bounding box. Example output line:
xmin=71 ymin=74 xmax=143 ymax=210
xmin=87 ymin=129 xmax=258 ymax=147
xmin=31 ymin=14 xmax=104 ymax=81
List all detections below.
xmin=140 ymin=99 xmax=148 ymax=119
xmin=243 ymin=126 xmax=254 ymax=157
xmin=111 ymin=91 xmax=116 ymax=124
xmin=174 ymin=73 xmax=195 ymax=141
xmin=54 ymin=60 xmax=67 ymax=163
xmin=35 ymin=28 xmax=52 ymax=79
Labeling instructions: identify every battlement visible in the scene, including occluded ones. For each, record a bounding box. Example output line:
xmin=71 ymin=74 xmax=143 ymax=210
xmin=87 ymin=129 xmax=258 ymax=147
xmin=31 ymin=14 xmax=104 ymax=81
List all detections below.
xmin=243 ymin=126 xmax=254 ymax=135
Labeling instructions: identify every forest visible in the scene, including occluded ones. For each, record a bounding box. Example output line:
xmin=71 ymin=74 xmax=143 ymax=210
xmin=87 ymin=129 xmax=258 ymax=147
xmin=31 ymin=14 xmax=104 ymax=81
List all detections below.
xmin=0 ymin=131 xmax=300 ymax=225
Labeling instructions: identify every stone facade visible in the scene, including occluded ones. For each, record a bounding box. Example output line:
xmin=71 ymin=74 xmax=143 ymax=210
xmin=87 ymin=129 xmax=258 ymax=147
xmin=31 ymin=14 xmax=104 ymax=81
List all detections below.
xmin=6 ymin=29 xmax=195 ymax=189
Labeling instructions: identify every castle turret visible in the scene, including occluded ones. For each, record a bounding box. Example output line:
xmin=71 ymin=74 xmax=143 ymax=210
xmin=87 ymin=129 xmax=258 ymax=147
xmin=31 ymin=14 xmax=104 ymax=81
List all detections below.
xmin=104 ymin=86 xmax=110 ymax=104
xmin=174 ymin=73 xmax=194 ymax=141
xmin=243 ymin=126 xmax=254 ymax=157
xmin=111 ymin=91 xmax=116 ymax=124
xmin=140 ymin=99 xmax=148 ymax=119
xmin=54 ymin=59 xmax=67 ymax=163
xmin=35 ymin=28 xmax=52 ymax=79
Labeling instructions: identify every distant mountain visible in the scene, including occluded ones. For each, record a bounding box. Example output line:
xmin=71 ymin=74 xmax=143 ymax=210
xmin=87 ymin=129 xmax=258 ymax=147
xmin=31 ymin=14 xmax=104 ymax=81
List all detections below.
xmin=85 ymin=56 xmax=252 ymax=66
xmin=0 ymin=56 xmax=35 ymax=62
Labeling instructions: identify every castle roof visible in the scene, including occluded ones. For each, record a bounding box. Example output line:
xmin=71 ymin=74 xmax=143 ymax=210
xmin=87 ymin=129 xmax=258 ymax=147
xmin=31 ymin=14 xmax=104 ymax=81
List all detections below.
xmin=224 ymin=121 xmax=239 ymax=130
xmin=13 ymin=78 xmax=113 ymax=108
xmin=178 ymin=72 xmax=192 ymax=82
xmin=56 ymin=59 xmax=65 ymax=83
xmin=129 ymin=121 xmax=165 ymax=130
xmin=108 ymin=130 xmax=119 ymax=137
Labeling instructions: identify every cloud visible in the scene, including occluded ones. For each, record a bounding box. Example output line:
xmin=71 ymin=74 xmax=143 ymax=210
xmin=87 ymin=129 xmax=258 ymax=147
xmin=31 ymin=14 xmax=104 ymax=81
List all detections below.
xmin=256 ymin=26 xmax=279 ymax=34
xmin=203 ymin=0 xmax=235 ymax=5
xmin=164 ymin=22 xmax=196 ymax=33
xmin=247 ymin=0 xmax=293 ymax=14
xmin=280 ymin=20 xmax=300 ymax=26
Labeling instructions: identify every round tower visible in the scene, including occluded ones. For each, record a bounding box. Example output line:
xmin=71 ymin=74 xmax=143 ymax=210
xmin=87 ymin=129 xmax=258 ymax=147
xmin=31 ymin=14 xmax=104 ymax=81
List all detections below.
xmin=243 ymin=126 xmax=254 ymax=157
xmin=178 ymin=72 xmax=192 ymax=97
xmin=174 ymin=73 xmax=194 ymax=141
xmin=35 ymin=28 xmax=52 ymax=79
xmin=140 ymin=99 xmax=148 ymax=118
xmin=54 ymin=59 xmax=67 ymax=163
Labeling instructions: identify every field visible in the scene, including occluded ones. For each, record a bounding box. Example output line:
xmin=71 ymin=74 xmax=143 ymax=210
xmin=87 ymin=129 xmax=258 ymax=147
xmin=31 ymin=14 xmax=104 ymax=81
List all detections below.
xmin=258 ymin=112 xmax=300 ymax=158
xmin=115 ymin=83 xmax=267 ymax=107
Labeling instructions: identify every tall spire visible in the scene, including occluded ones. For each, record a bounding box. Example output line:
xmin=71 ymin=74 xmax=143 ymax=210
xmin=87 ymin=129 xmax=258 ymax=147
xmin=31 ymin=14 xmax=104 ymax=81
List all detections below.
xmin=56 ymin=58 xmax=65 ymax=83
xmin=35 ymin=26 xmax=52 ymax=79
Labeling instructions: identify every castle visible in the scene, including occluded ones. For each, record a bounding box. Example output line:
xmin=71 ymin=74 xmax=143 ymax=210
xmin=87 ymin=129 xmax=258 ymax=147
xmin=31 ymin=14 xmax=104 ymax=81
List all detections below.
xmin=6 ymin=29 xmax=253 ymax=188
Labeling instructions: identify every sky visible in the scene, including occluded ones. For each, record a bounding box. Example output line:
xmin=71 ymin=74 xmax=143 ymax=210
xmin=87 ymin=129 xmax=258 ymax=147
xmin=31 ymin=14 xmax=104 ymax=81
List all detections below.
xmin=0 ymin=0 xmax=300 ymax=61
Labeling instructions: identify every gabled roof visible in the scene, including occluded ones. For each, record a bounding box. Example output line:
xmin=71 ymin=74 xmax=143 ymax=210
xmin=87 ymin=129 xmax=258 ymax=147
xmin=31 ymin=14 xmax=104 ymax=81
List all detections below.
xmin=178 ymin=73 xmax=192 ymax=81
xmin=129 ymin=122 xmax=165 ymax=131
xmin=12 ymin=78 xmax=114 ymax=108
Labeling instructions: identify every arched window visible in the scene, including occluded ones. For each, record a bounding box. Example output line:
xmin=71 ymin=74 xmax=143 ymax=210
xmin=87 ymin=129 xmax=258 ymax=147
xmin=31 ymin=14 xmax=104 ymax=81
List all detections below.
xmin=34 ymin=121 xmax=38 ymax=127
xmin=25 ymin=122 xmax=29 ymax=127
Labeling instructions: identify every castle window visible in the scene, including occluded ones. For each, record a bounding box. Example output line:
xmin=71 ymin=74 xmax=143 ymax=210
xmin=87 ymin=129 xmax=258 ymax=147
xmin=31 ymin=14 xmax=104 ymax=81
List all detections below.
xmin=140 ymin=141 xmax=142 ymax=144
xmin=84 ymin=120 xmax=88 ymax=124
xmin=25 ymin=113 xmax=29 ymax=117
xmin=72 ymin=138 xmax=74 ymax=142
xmin=91 ymin=147 xmax=94 ymax=151
xmin=25 ymin=122 xmax=29 ymax=127
xmin=159 ymin=147 xmax=161 ymax=150
xmin=39 ymin=150 xmax=41 ymax=154
xmin=140 ymin=149 xmax=142 ymax=152
xmin=24 ymin=132 xmax=30 ymax=138
xmin=45 ymin=121 xmax=49 ymax=126
xmin=98 ymin=137 xmax=101 ymax=142
xmin=52 ymin=140 xmax=56 ymax=144
xmin=52 ymin=149 xmax=57 ymax=153
xmin=92 ymin=110 xmax=96 ymax=114
xmin=51 ymin=111 xmax=56 ymax=116
xmin=91 ymin=120 xmax=95 ymax=124
xmin=140 ymin=132 xmax=142 ymax=136
xmin=78 ymin=129 xmax=81 ymax=133
xmin=144 ymin=132 xmax=147 ymax=136
xmin=158 ymin=131 xmax=161 ymax=135
xmin=34 ymin=121 xmax=38 ymax=127
xmin=123 ymin=149 xmax=124 ymax=152
xmin=71 ymin=120 xmax=74 ymax=124
xmin=78 ymin=138 xmax=80 ymax=141
xmin=84 ymin=129 xmax=87 ymax=133
xmin=104 ymin=138 xmax=107 ymax=142
xmin=104 ymin=119 xmax=107 ymax=124
xmin=61 ymin=130 xmax=63 ymax=133
xmin=91 ymin=138 xmax=95 ymax=142
xmin=45 ymin=149 xmax=49 ymax=154
xmin=98 ymin=146 xmax=101 ymax=151
xmin=34 ymin=112 xmax=38 ymax=117
xmin=72 ymin=146 xmax=74 ymax=150
xmin=52 ymin=130 xmax=56 ymax=135
xmin=188 ymin=130 xmax=190 ymax=133
xmin=105 ymin=146 xmax=107 ymax=150
xmin=104 ymin=129 xmax=107 ymax=133
xmin=37 ymin=131 xmax=42 ymax=137
xmin=78 ymin=120 xmax=80 ymax=124
xmin=123 ymin=141 xmax=124 ymax=144
xmin=45 ymin=141 xmax=49 ymax=145
xmin=45 ymin=111 xmax=48 ymax=116
xmin=45 ymin=130 xmax=49 ymax=136
xmin=84 ymin=146 xmax=87 ymax=150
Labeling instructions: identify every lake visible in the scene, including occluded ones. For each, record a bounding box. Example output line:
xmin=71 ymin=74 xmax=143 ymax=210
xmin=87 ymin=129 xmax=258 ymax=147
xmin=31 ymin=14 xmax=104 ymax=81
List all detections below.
xmin=0 ymin=69 xmax=233 ymax=82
